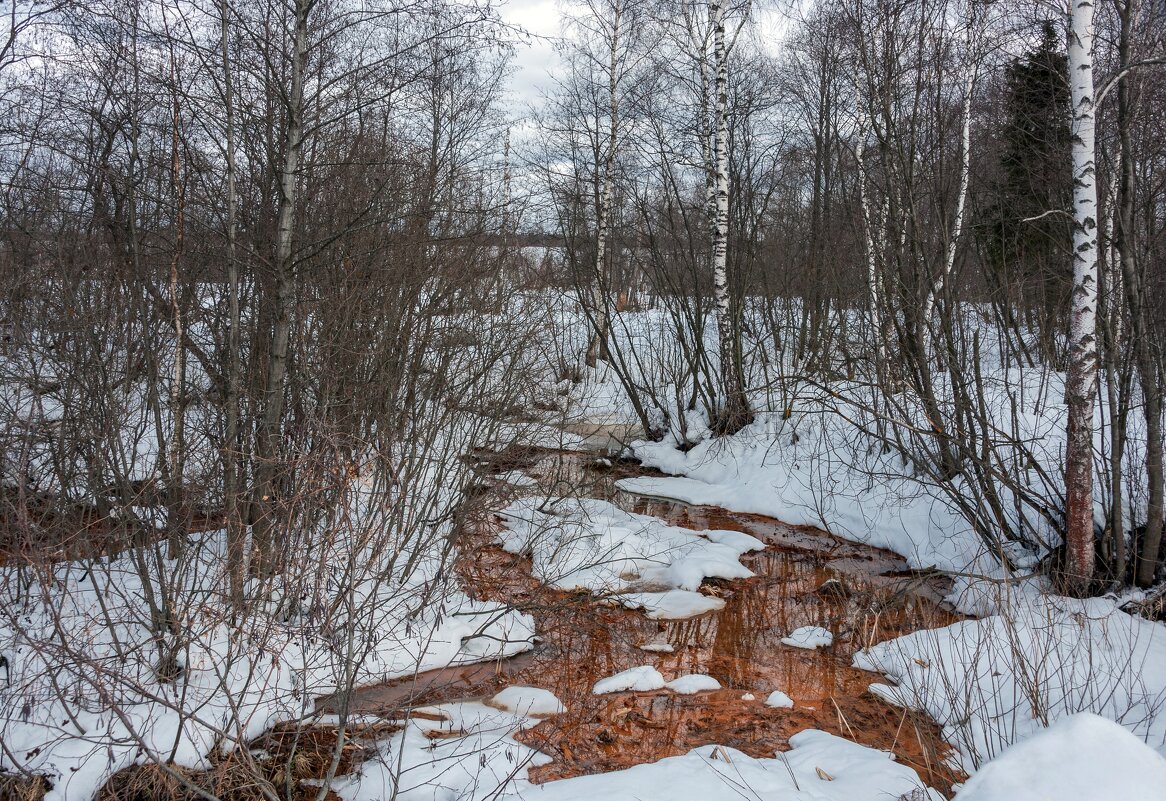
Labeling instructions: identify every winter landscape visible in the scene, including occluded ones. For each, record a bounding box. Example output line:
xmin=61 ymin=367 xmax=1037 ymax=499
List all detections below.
xmin=1 ymin=0 xmax=1165 ymax=799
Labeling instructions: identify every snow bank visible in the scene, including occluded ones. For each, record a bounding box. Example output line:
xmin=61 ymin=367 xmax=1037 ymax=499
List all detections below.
xmin=334 ymin=702 xmax=552 ymax=801
xmin=498 ymin=496 xmax=762 ymax=619
xmin=856 ymin=591 xmax=1166 ymax=769
xmin=620 ymin=411 xmax=988 ymax=583
xmin=511 ymin=731 xmax=941 ymax=801
xmin=488 ymin=687 xmax=566 ymax=717
xmin=953 ymin=713 xmax=1166 ymax=801
xmin=782 ymin=626 xmax=834 ymax=650
xmin=592 ymin=666 xmax=666 ymax=694
xmin=666 ymin=674 xmax=721 ymax=694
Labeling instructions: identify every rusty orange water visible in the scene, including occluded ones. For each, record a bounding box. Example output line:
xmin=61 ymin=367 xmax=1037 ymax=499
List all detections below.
xmin=348 ymin=449 xmax=965 ymax=796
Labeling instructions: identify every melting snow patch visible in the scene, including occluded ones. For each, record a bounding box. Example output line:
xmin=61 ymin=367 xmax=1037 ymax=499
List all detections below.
xmin=765 ymin=690 xmax=794 ymax=708
xmin=666 ymin=674 xmax=721 ymax=694
xmin=488 ymin=686 xmax=565 ymax=717
xmin=621 ymin=589 xmax=724 ymax=619
xmin=782 ymin=625 xmax=834 ymax=650
xmin=592 ymin=665 xmax=666 ymax=694
xmin=638 ymin=635 xmax=675 ymax=653
xmin=498 ymin=496 xmax=759 ymax=620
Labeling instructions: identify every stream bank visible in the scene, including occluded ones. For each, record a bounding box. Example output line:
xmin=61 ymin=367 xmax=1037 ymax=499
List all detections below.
xmin=344 ymin=443 xmax=966 ymax=795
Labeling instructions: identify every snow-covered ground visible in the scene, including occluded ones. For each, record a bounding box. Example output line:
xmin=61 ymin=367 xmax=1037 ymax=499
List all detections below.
xmin=336 ymin=690 xmax=947 ymax=801
xmin=0 ymin=525 xmax=534 ymax=801
xmin=5 ymin=292 xmax=1166 ymax=801
xmin=538 ymin=297 xmax=1166 ymax=796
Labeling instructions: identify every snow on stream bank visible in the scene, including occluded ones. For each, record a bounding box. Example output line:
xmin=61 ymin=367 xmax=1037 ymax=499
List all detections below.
xmin=0 ymin=529 xmax=534 ymax=801
xmin=620 ymin=411 xmax=991 ymax=589
xmin=497 ymin=496 xmax=764 ymax=619
xmin=594 ymin=406 xmax=1166 ymax=794
xmin=337 ymin=688 xmax=948 ymax=801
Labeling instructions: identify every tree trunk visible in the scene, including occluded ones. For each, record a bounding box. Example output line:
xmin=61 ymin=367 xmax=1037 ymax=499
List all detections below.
xmin=585 ymin=0 xmax=622 ymax=370
xmin=252 ymin=0 xmax=311 ymax=577
xmin=711 ymin=0 xmax=749 ymax=433
xmin=1115 ymin=0 xmax=1165 ymax=586
xmin=166 ymin=50 xmax=187 ymax=560
xmin=221 ymin=0 xmax=245 ymax=607
xmin=922 ymin=19 xmax=977 ymax=357
xmin=1064 ymin=0 xmax=1100 ymax=594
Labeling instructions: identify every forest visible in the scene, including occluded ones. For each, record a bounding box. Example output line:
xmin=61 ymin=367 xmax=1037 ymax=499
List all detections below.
xmin=1 ymin=0 xmax=1165 ymax=799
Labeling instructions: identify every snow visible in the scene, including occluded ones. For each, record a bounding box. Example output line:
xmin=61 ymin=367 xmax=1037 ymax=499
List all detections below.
xmin=333 ymin=702 xmax=552 ymax=801
xmin=855 ymin=591 xmax=1166 ymax=769
xmin=867 ymin=683 xmax=917 ymax=709
xmin=506 ymin=731 xmax=942 ymax=801
xmin=488 ymin=687 xmax=566 ymax=717
xmin=592 ymin=665 xmax=666 ymax=694
xmin=496 ymin=470 xmax=539 ymax=487
xmin=953 ymin=713 xmax=1166 ymax=801
xmin=0 ymin=527 xmax=535 ymax=801
xmin=782 ymin=626 xmax=834 ymax=650
xmin=666 ymin=674 xmax=721 ymax=694
xmin=620 ymin=589 xmax=725 ymax=619
xmin=765 ymin=690 xmax=794 ymax=708
xmin=638 ymin=635 xmax=675 ymax=653
xmin=337 ymin=691 xmax=944 ymax=801
xmin=497 ymin=496 xmax=761 ymax=619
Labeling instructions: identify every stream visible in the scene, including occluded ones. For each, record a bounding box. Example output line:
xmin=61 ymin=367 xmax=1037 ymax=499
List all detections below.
xmin=340 ymin=439 xmax=967 ymax=796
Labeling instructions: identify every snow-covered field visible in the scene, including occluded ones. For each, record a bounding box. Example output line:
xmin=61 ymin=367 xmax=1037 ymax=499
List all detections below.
xmin=4 ymin=294 xmax=1166 ymax=801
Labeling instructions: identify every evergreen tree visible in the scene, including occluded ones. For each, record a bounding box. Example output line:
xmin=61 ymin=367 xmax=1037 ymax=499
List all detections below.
xmin=980 ymin=21 xmax=1073 ymax=357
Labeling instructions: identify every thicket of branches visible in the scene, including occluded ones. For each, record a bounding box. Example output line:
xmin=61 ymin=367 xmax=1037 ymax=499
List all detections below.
xmin=539 ymin=0 xmax=1166 ymax=592
xmin=0 ymin=0 xmax=1164 ymax=796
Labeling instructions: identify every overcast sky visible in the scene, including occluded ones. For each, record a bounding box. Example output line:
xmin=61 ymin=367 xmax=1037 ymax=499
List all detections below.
xmin=496 ymin=0 xmax=791 ymax=119
xmin=498 ymin=0 xmax=565 ymax=115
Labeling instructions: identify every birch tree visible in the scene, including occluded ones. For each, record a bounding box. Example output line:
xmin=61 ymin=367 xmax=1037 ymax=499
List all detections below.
xmin=1064 ymin=0 xmax=1100 ymax=592
xmin=709 ymin=0 xmax=752 ymax=433
xmin=583 ymin=0 xmax=627 ymax=368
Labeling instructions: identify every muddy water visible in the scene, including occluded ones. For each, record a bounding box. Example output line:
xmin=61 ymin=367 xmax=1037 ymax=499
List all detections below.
xmin=350 ymin=449 xmax=965 ymax=795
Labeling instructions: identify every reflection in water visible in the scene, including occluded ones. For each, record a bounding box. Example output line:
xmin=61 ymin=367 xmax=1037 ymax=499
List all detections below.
xmin=347 ymin=448 xmax=965 ymax=796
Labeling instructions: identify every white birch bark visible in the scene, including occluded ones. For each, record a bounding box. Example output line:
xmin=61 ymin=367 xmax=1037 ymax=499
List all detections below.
xmin=586 ymin=0 xmax=622 ymax=368
xmin=854 ymin=133 xmax=887 ymax=372
xmin=1065 ymin=0 xmax=1100 ymax=591
xmin=922 ymin=67 xmax=974 ymax=352
xmin=710 ymin=0 xmax=748 ymax=429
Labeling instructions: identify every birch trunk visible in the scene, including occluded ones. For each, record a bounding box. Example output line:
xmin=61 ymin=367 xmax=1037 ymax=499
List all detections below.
xmin=922 ymin=46 xmax=976 ymax=356
xmin=1064 ymin=0 xmax=1100 ymax=592
xmin=253 ymin=0 xmax=311 ymax=577
xmin=854 ymin=131 xmax=888 ymax=380
xmin=585 ymin=0 xmax=622 ymax=369
xmin=711 ymin=0 xmax=749 ymax=432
